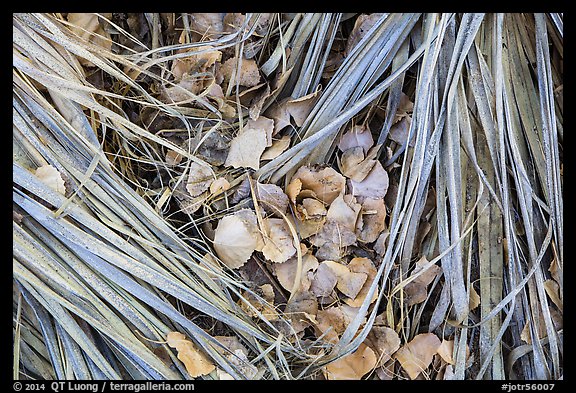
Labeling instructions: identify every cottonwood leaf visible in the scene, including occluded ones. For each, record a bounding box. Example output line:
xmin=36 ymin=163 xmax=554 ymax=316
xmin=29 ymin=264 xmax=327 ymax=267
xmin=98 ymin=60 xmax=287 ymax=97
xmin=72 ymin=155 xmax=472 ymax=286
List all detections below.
xmin=388 ymin=116 xmax=414 ymax=147
xmin=345 ymin=13 xmax=387 ymax=55
xmin=213 ymin=209 xmax=262 ymax=269
xmin=403 ymin=256 xmax=441 ymax=306
xmin=395 ymin=333 xmax=442 ymax=380
xmin=344 ymin=257 xmax=378 ymax=307
xmin=256 ymin=182 xmax=289 ymax=216
xmin=189 ymin=13 xmax=225 ymax=39
xmin=171 ymin=45 xmax=222 ymax=80
xmin=338 ymin=124 xmax=374 ymax=154
xmin=35 ymin=165 xmax=67 ymax=195
xmin=543 ymin=279 xmax=563 ymax=312
xmin=225 ymin=118 xmax=272 ymax=170
xmin=274 ymin=252 xmax=318 ymax=293
xmin=220 ymin=56 xmax=261 ymax=88
xmin=310 ymin=261 xmax=338 ymax=298
xmin=324 ymin=343 xmax=377 ymax=380
xmin=348 ymin=161 xmax=389 ymax=200
xmin=366 ymin=325 xmax=401 ymax=366
xmin=261 ymin=218 xmax=297 ymax=263
xmin=261 ymin=135 xmax=291 ymax=160
xmin=284 ymin=290 xmax=318 ymax=333
xmin=209 ymin=177 xmax=230 ymax=195
xmin=66 ymin=13 xmax=112 ymax=65
xmin=186 ymin=161 xmax=214 ymax=197
xmin=323 ymin=261 xmax=367 ymax=299
xmin=166 ymin=332 xmax=215 ymax=378
xmin=339 ymin=146 xmax=377 ymax=182
xmin=290 ymin=166 xmax=346 ymax=204
xmin=356 ymin=197 xmax=387 ymax=244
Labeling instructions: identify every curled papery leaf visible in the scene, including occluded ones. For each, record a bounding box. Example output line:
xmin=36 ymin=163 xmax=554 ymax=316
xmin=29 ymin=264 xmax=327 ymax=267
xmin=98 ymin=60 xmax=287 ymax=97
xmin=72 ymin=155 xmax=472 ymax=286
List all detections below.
xmin=338 ymin=124 xmax=374 ymax=154
xmin=284 ymin=290 xmax=318 ymax=333
xmin=345 ymin=13 xmax=387 ymax=55
xmin=366 ymin=325 xmax=401 ymax=366
xmin=261 ymin=218 xmax=297 ymax=263
xmin=186 ymin=161 xmax=214 ymax=197
xmin=324 ymin=343 xmax=377 ymax=380
xmin=274 ymin=252 xmax=318 ymax=293
xmin=261 ymin=135 xmax=291 ymax=160
xmin=209 ymin=177 xmax=230 ymax=195
xmin=256 ymin=182 xmax=289 ymax=216
xmin=344 ymin=257 xmax=378 ymax=307
xmin=35 ymin=165 xmax=67 ymax=195
xmin=339 ymin=146 xmax=377 ymax=182
xmin=348 ymin=161 xmax=389 ymax=200
xmin=166 ymin=332 xmax=216 ymax=378
xmin=314 ymin=305 xmax=353 ymax=343
xmin=395 ymin=333 xmax=442 ymax=380
xmin=171 ymin=45 xmax=222 ymax=80
xmin=213 ymin=209 xmax=262 ymax=269
xmin=356 ymin=197 xmax=387 ymax=244
xmin=290 ymin=166 xmax=346 ymax=204
xmin=403 ymin=256 xmax=441 ymax=306
xmin=224 ymin=117 xmax=273 ymax=170
xmin=220 ymin=56 xmax=261 ymax=88
xmin=189 ymin=13 xmax=226 ymax=39
xmin=310 ymin=261 xmax=338 ymax=298
xmin=323 ymin=261 xmax=367 ymax=300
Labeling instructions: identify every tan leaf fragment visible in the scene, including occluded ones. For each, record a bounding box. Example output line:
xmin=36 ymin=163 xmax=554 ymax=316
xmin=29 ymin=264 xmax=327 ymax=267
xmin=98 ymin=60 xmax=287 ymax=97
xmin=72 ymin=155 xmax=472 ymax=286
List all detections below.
xmin=285 ymin=90 xmax=319 ymax=126
xmin=189 ymin=13 xmax=225 ymax=39
xmin=171 ymin=45 xmax=222 ymax=81
xmin=205 ymin=83 xmax=236 ymax=119
xmin=543 ymin=279 xmax=563 ymax=312
xmin=469 ymin=286 xmax=480 ymax=311
xmin=239 ymin=284 xmax=279 ymax=321
xmin=213 ymin=209 xmax=262 ymax=269
xmin=166 ymin=332 xmax=215 ymax=378
xmin=209 ymin=177 xmax=230 ymax=195
xmin=261 ymin=218 xmax=297 ymax=263
xmin=388 ymin=116 xmax=414 ymax=147
xmin=394 ymin=92 xmax=414 ymax=123
xmin=323 ymin=261 xmax=367 ymax=299
xmin=403 ymin=256 xmax=441 ymax=306
xmin=348 ymin=161 xmax=389 ymax=200
xmin=286 ymin=178 xmax=302 ymax=205
xmin=35 ymin=165 xmax=67 ymax=195
xmin=166 ymin=150 xmax=183 ymax=166
xmin=314 ymin=305 xmax=353 ymax=343
xmin=274 ymin=252 xmax=319 ymax=293
xmin=291 ymin=166 xmax=346 ymax=204
xmin=177 ymin=192 xmax=208 ymax=215
xmin=256 ymin=182 xmax=289 ymax=216
xmin=365 ymin=325 xmax=401 ymax=366
xmin=186 ymin=161 xmax=214 ymax=197
xmin=395 ymin=333 xmax=442 ymax=380
xmin=310 ymin=261 xmax=338 ymax=298
xmin=324 ymin=343 xmax=377 ymax=380
xmin=284 ymin=290 xmax=318 ymax=333
xmin=344 ymin=257 xmax=378 ymax=307
xmin=214 ymin=335 xmax=258 ymax=379
xmin=66 ymin=13 xmax=112 ymax=66
xmin=299 ymin=198 xmax=327 ymax=221
xmin=436 ymin=339 xmax=455 ymax=365
xmin=220 ymin=56 xmax=261 ymax=88
xmin=261 ymin=135 xmax=291 ymax=160
xmin=339 ymin=146 xmax=377 ymax=182
xmin=338 ymin=124 xmax=374 ymax=154
xmin=345 ymin=13 xmax=387 ymax=55
xmin=224 ymin=119 xmax=270 ymax=170
xmin=356 ymin=197 xmax=387 ymax=244
xmin=264 ymin=98 xmax=292 ymax=135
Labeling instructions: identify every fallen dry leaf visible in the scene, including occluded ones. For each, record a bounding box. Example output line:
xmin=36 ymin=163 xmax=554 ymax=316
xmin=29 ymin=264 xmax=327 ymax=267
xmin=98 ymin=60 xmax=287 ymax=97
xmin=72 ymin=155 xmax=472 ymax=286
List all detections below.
xmin=189 ymin=13 xmax=225 ymax=39
xmin=209 ymin=177 xmax=230 ymax=195
xmin=365 ymin=325 xmax=401 ymax=366
xmin=309 ymin=261 xmax=338 ymax=298
xmin=286 ymin=178 xmax=302 ymax=205
xmin=256 ymin=182 xmax=289 ymax=216
xmin=543 ymin=279 xmax=563 ymax=312
xmin=356 ymin=197 xmax=387 ymax=244
xmin=220 ymin=56 xmax=261 ymax=89
xmin=323 ymin=260 xmax=367 ymax=299
xmin=213 ymin=209 xmax=263 ymax=269
xmin=274 ymin=252 xmax=319 ymax=293
xmin=345 ymin=13 xmax=387 ymax=55
xmin=436 ymin=339 xmax=455 ymax=365
xmin=285 ymin=91 xmax=319 ymax=127
xmin=66 ymin=13 xmax=112 ymax=66
xmin=239 ymin=284 xmax=279 ymax=321
xmin=395 ymin=333 xmax=442 ymax=380
xmin=324 ymin=343 xmax=377 ymax=380
xmin=344 ymin=257 xmax=378 ymax=307
xmin=261 ymin=135 xmax=291 ymax=160
xmin=171 ymin=45 xmax=222 ymax=81
xmin=166 ymin=332 xmax=215 ymax=378
xmin=214 ymin=335 xmax=258 ymax=379
xmin=290 ymin=166 xmax=346 ymax=204
xmin=35 ymin=165 xmax=67 ymax=195
xmin=261 ymin=218 xmax=297 ymax=263
xmin=186 ymin=161 xmax=214 ymax=197
xmin=469 ymin=286 xmax=480 ymax=311
xmin=284 ymin=290 xmax=318 ymax=333
xmin=403 ymin=256 xmax=441 ymax=306
xmin=339 ymin=146 xmax=377 ymax=182
xmin=299 ymin=198 xmax=327 ymax=221
xmin=165 ymin=149 xmax=183 ymax=166
xmin=388 ymin=116 xmax=414 ymax=147
xmin=393 ymin=92 xmax=414 ymax=123
xmin=338 ymin=124 xmax=374 ymax=154
xmin=314 ymin=305 xmax=353 ymax=343
xmin=224 ymin=117 xmax=272 ymax=170
xmin=348 ymin=161 xmax=389 ymax=200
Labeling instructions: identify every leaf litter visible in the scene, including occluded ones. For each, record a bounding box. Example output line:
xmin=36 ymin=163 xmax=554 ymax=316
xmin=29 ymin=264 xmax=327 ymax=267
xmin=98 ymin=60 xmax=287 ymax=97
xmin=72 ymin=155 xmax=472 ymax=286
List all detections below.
xmin=13 ymin=12 xmax=562 ymax=381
